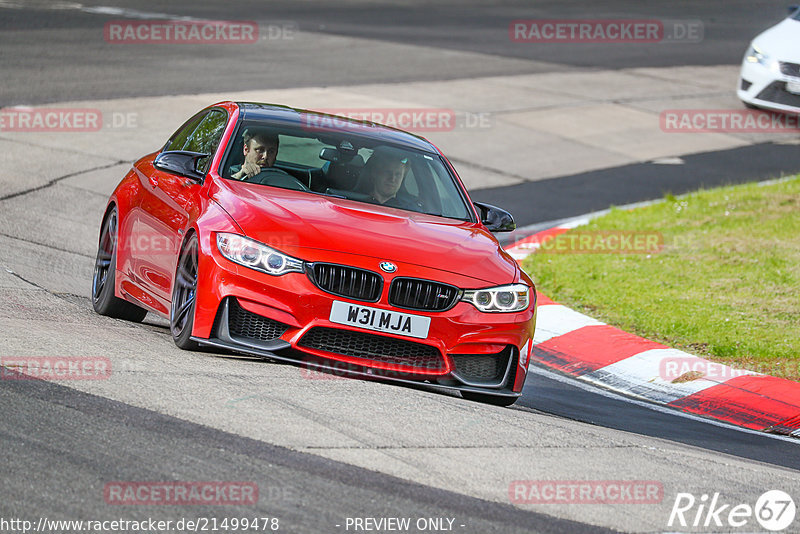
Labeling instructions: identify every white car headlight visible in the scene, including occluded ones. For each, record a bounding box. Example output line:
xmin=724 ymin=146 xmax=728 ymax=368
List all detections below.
xmin=462 ymin=284 xmax=530 ymax=313
xmin=745 ymin=44 xmax=778 ymax=72
xmin=216 ymin=233 xmax=304 ymax=275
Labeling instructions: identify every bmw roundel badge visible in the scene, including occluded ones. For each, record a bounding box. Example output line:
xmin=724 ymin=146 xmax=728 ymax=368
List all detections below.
xmin=379 ymin=261 xmax=397 ymax=273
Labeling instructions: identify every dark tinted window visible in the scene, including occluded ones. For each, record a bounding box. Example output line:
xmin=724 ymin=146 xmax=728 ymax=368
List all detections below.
xmin=165 ymin=111 xmax=206 ymax=152
xmin=183 ymin=110 xmax=228 ymax=173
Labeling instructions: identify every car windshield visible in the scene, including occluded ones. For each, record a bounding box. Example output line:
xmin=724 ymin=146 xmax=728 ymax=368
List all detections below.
xmin=221 ymin=120 xmax=473 ymax=221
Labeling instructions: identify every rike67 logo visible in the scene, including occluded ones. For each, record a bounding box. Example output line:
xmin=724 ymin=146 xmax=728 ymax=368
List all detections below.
xmin=668 ymin=490 xmax=796 ymax=531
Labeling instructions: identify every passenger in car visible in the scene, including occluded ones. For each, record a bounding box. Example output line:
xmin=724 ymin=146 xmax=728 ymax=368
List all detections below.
xmin=361 ymin=147 xmax=422 ymax=211
xmin=230 ymin=128 xmax=279 ymax=180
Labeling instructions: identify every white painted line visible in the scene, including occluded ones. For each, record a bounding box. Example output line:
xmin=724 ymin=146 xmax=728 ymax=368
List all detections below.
xmin=81 ymin=6 xmax=197 ymax=20
xmin=559 ymin=218 xmax=590 ymax=229
xmin=505 ymin=228 xmax=561 ymax=259
xmin=650 ymin=157 xmax=685 ymax=165
xmin=0 ymin=2 xmax=197 ymax=20
xmin=508 ymin=251 xmax=533 ymax=261
xmin=527 ymin=364 xmax=800 ymax=444
xmin=532 ymin=304 xmax=604 ymax=345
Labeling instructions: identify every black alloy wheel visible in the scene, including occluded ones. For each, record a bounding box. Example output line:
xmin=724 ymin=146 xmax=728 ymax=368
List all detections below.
xmin=92 ymin=208 xmax=147 ymax=322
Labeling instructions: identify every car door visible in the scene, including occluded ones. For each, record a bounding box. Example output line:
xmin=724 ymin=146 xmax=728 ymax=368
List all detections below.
xmin=134 ymin=109 xmax=228 ymax=308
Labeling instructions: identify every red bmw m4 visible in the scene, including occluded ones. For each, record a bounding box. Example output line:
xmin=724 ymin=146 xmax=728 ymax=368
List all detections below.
xmin=92 ymin=102 xmax=536 ymax=405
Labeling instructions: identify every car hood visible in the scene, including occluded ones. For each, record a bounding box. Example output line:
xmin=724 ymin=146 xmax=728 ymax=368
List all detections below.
xmin=210 ymin=179 xmax=518 ymax=285
xmin=751 ymin=18 xmax=800 ymax=62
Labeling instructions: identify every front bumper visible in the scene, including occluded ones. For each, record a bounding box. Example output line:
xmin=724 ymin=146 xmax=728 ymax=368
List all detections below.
xmin=738 ymin=57 xmax=800 ymax=113
xmin=191 ymin=237 xmax=536 ymax=395
xmin=191 ymin=333 xmax=523 ymax=399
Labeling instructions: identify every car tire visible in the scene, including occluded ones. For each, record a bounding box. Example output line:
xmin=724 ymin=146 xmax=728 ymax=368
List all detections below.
xmin=92 ymin=208 xmax=148 ymax=322
xmin=170 ymin=234 xmax=200 ymax=350
xmin=461 ymin=391 xmax=518 ymax=407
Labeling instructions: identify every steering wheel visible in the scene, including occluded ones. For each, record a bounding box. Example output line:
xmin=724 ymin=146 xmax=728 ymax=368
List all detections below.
xmin=246 ymin=168 xmax=310 ymax=192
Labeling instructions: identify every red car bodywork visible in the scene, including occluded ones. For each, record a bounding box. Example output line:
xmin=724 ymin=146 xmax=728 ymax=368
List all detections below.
xmin=103 ymin=101 xmax=537 ymax=399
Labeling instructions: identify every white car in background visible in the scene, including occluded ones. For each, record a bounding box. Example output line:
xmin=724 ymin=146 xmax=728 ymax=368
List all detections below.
xmin=738 ymin=7 xmax=800 ymax=114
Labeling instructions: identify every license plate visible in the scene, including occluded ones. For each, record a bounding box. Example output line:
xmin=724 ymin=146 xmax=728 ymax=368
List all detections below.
xmin=329 ymin=301 xmax=430 ymax=339
xmin=787 ymin=81 xmax=800 ymax=94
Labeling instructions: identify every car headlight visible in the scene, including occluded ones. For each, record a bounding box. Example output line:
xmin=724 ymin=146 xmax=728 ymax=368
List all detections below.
xmin=462 ymin=284 xmax=530 ymax=313
xmin=216 ymin=233 xmax=304 ymax=275
xmin=745 ymin=44 xmax=778 ymax=71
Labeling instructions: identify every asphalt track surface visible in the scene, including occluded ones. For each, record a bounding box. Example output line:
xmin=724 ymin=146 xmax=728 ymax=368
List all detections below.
xmin=476 ymin=142 xmax=800 ymax=228
xmin=1 ymin=375 xmax=606 ymax=534
xmin=0 ymin=0 xmax=793 ymax=106
xmin=522 ymin=365 xmax=800 ymax=472
xmin=2 ymin=1 xmax=800 ymax=533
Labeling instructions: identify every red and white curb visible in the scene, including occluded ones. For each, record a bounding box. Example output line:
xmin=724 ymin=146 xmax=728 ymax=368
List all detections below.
xmin=509 ymin=221 xmax=800 ymax=438
xmin=505 ymin=218 xmax=588 ymax=262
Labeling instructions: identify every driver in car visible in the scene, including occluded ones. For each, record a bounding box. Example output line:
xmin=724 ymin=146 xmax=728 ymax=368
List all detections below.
xmin=230 ymin=128 xmax=279 ymax=180
xmin=362 ymin=147 xmax=422 ymax=211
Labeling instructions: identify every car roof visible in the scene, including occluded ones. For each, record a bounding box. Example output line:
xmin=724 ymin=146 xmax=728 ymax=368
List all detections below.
xmin=235 ymin=102 xmax=439 ymax=153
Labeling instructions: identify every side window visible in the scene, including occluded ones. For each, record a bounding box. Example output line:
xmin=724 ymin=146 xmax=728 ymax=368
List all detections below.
xmin=165 ymin=112 xmax=207 ymax=152
xmin=183 ymin=110 xmax=228 ymax=173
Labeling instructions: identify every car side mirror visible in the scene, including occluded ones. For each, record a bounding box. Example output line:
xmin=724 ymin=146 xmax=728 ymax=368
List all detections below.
xmin=154 ymin=150 xmax=209 ymax=182
xmin=474 ymin=202 xmax=516 ymax=232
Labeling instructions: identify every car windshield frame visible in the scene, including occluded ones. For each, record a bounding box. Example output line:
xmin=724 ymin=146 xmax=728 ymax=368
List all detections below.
xmin=217 ymin=118 xmax=476 ymax=223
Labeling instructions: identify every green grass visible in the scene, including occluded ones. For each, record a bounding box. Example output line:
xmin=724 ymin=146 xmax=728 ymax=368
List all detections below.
xmin=523 ymin=176 xmax=800 ymax=381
